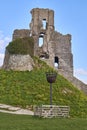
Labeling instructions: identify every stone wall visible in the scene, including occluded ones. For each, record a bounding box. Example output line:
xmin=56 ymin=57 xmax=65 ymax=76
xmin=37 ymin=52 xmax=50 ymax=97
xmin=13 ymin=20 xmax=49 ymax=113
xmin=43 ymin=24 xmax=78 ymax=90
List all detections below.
xmin=3 ymin=50 xmax=34 ymax=71
xmin=34 ymin=105 xmax=70 ymax=118
xmin=69 ymin=76 xmax=87 ymax=95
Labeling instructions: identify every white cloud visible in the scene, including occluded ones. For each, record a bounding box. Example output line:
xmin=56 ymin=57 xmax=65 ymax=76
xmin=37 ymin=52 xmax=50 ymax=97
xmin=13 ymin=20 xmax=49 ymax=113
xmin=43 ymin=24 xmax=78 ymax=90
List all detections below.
xmin=74 ymin=68 xmax=87 ymax=76
xmin=0 ymin=54 xmax=4 ymax=59
xmin=74 ymin=68 xmax=87 ymax=84
xmin=83 ymin=79 xmax=87 ymax=84
xmin=0 ymin=33 xmax=11 ymax=51
xmin=0 ymin=31 xmax=11 ymax=66
xmin=31 ymin=0 xmax=40 ymax=7
xmin=0 ymin=54 xmax=4 ymax=67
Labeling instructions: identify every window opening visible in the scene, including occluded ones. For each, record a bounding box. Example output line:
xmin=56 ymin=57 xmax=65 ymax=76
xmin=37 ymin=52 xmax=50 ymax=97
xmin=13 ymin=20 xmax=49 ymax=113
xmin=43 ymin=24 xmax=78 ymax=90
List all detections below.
xmin=42 ymin=19 xmax=46 ymax=29
xmin=54 ymin=56 xmax=59 ymax=68
xmin=39 ymin=34 xmax=44 ymax=47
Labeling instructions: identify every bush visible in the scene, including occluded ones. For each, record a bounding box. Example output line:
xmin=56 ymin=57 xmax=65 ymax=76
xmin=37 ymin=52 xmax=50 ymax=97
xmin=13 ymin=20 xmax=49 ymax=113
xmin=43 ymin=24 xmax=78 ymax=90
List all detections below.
xmin=6 ymin=37 xmax=34 ymax=57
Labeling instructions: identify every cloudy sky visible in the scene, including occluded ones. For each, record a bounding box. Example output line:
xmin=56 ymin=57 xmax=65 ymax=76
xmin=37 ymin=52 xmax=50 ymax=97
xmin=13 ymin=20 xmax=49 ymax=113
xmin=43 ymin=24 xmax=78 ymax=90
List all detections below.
xmin=0 ymin=0 xmax=87 ymax=84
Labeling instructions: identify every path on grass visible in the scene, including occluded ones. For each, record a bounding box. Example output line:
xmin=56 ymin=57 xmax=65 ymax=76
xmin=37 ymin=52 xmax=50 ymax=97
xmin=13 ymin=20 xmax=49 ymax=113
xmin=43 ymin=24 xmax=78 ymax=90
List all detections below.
xmin=0 ymin=104 xmax=34 ymax=115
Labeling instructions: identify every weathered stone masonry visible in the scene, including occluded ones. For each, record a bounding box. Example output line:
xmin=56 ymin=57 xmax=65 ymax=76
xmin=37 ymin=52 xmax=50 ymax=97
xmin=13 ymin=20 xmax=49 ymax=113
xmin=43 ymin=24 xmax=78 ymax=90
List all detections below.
xmin=3 ymin=8 xmax=87 ymax=94
xmin=12 ymin=8 xmax=73 ymax=78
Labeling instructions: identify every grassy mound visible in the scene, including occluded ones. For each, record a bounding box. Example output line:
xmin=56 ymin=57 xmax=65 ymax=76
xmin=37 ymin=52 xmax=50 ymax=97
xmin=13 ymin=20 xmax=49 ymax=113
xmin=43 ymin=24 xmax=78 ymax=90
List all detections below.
xmin=0 ymin=58 xmax=87 ymax=117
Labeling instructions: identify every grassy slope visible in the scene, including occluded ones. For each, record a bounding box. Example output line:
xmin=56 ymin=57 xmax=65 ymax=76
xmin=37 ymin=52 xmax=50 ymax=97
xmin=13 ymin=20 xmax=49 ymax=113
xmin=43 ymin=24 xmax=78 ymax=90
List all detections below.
xmin=0 ymin=58 xmax=87 ymax=117
xmin=0 ymin=112 xmax=87 ymax=130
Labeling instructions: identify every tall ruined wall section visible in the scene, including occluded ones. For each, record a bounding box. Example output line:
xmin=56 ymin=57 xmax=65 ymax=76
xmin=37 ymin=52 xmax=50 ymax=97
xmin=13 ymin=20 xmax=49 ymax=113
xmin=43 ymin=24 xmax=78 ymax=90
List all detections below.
xmin=50 ymin=31 xmax=73 ymax=78
xmin=28 ymin=8 xmax=73 ymax=79
xmin=29 ymin=8 xmax=54 ymax=56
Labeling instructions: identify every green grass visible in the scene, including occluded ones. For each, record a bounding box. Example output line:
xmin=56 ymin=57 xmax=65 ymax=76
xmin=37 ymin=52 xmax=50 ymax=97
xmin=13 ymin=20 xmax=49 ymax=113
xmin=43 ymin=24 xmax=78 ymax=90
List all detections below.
xmin=0 ymin=112 xmax=87 ymax=130
xmin=0 ymin=58 xmax=87 ymax=117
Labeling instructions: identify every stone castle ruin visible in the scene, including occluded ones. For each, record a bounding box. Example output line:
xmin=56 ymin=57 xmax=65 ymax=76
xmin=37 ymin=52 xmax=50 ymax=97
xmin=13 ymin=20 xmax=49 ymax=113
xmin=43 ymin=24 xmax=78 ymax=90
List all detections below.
xmin=3 ymin=8 xmax=87 ymax=94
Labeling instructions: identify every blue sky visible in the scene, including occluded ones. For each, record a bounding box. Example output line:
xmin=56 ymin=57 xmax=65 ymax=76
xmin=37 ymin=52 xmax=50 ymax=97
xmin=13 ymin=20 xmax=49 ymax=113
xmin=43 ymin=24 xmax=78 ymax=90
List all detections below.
xmin=0 ymin=0 xmax=87 ymax=84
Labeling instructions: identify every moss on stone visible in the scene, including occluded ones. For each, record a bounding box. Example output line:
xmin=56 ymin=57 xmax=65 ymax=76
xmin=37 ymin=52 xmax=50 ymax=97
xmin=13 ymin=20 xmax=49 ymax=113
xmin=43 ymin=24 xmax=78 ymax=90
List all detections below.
xmin=6 ymin=37 xmax=34 ymax=57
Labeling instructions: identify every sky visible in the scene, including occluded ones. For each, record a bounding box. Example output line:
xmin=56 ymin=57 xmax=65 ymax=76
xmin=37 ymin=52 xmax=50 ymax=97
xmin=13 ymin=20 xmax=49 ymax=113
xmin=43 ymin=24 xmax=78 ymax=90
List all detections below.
xmin=0 ymin=0 xmax=87 ymax=84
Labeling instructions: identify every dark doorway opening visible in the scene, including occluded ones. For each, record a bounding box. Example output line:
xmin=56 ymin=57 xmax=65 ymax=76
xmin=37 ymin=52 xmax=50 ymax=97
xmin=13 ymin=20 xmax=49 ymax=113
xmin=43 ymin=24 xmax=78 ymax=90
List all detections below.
xmin=54 ymin=56 xmax=59 ymax=68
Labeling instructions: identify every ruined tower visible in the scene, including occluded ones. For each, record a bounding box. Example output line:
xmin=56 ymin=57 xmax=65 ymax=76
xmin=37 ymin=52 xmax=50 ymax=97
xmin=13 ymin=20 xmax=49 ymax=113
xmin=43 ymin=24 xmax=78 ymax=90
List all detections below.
xmin=29 ymin=8 xmax=73 ymax=79
xmin=29 ymin=8 xmax=54 ymax=55
xmin=5 ymin=8 xmax=73 ymax=77
xmin=6 ymin=8 xmax=73 ymax=78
